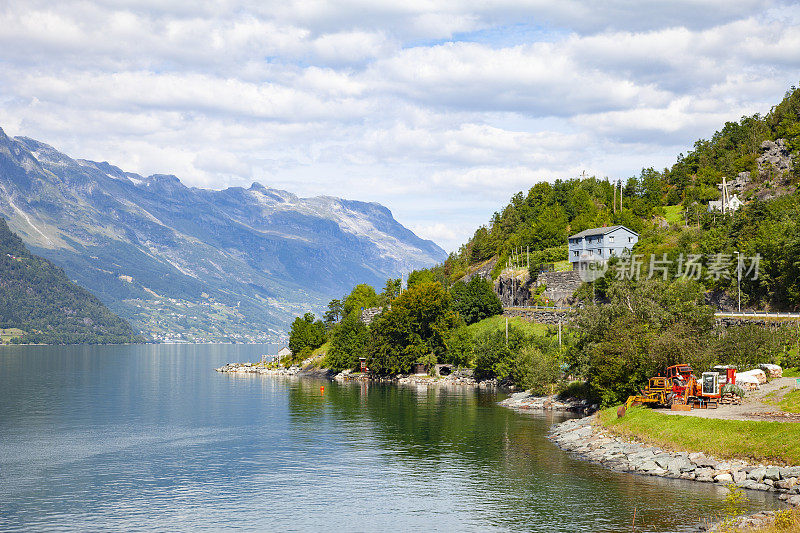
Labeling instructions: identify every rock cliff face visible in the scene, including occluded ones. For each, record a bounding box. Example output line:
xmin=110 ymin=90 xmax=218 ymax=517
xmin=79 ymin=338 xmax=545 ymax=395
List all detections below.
xmin=494 ymin=269 xmax=581 ymax=307
xmin=758 ymin=139 xmax=794 ymax=178
xmin=0 ymin=127 xmax=446 ymax=341
xmin=494 ymin=271 xmax=532 ymax=306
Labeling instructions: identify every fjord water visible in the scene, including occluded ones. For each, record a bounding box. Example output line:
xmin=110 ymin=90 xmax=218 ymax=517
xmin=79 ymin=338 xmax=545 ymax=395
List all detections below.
xmin=0 ymin=345 xmax=776 ymax=532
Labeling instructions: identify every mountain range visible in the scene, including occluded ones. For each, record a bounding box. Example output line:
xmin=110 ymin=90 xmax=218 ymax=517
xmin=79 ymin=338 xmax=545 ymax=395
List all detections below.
xmin=0 ymin=128 xmax=445 ymax=342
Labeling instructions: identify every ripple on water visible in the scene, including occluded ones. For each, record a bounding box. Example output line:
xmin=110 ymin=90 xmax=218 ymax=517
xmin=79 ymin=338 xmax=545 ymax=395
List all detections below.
xmin=0 ymin=344 xmax=780 ymax=532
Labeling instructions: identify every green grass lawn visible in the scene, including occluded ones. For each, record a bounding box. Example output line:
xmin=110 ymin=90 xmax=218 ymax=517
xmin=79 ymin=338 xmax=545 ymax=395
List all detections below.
xmin=598 ymin=406 xmax=800 ymax=464
xmin=779 ymin=390 xmax=800 ymax=413
xmin=784 ymin=367 xmax=800 ymax=378
xmin=466 ymin=315 xmax=549 ymax=337
xmin=664 ymin=205 xmax=684 ymax=225
xmin=553 ymin=260 xmax=572 ymax=272
xmin=0 ymin=328 xmax=24 ymax=343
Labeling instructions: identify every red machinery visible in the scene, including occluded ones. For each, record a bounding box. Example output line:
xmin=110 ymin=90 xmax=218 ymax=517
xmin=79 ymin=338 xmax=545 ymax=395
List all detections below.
xmin=618 ymin=364 xmax=721 ymax=417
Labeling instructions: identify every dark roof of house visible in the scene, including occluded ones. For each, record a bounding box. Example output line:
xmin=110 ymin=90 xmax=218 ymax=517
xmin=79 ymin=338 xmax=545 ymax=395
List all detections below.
xmin=568 ymin=225 xmax=638 ymax=239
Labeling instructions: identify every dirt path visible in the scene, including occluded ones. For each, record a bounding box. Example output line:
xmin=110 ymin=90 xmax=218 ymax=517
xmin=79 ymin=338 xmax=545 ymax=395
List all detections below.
xmin=654 ymin=376 xmax=800 ymax=422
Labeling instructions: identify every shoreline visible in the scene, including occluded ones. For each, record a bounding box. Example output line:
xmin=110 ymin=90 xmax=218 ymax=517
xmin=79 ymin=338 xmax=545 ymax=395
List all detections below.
xmin=215 ymin=362 xmax=499 ymax=388
xmin=218 ymin=361 xmax=798 ymax=529
xmin=547 ymin=415 xmax=800 ymax=530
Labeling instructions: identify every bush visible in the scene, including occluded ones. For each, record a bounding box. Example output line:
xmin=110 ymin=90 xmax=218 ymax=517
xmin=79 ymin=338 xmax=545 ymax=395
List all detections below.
xmin=512 ymin=344 xmax=562 ymax=395
xmin=557 ymin=381 xmax=600 ymax=403
xmin=721 ymin=384 xmax=746 ymax=397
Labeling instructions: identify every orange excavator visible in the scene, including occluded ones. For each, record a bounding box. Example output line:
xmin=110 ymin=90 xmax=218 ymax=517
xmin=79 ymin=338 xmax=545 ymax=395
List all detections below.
xmin=617 ymin=364 xmax=721 ymax=417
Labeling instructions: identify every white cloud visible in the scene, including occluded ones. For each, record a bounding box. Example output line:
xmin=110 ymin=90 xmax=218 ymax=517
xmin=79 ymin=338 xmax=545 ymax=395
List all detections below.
xmin=1 ymin=0 xmax=799 ymax=251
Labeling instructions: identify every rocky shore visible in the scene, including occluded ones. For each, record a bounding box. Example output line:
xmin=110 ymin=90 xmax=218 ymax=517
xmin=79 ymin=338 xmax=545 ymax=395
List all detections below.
xmin=499 ymin=390 xmax=599 ymax=414
xmin=549 ymin=415 xmax=800 ymax=507
xmin=215 ymin=362 xmax=302 ymax=375
xmin=333 ymin=368 xmax=499 ymax=388
xmin=217 ymin=363 xmax=498 ymax=388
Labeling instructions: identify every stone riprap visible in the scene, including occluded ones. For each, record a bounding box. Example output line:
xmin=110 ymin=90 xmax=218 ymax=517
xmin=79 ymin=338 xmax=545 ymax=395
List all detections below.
xmin=334 ymin=368 xmax=497 ymax=388
xmin=499 ymin=391 xmax=598 ymax=414
xmin=215 ymin=363 xmax=301 ymax=375
xmin=549 ymin=416 xmax=800 ymax=506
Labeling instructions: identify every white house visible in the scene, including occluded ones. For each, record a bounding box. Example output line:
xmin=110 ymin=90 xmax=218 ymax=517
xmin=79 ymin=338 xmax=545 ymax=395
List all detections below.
xmin=708 ymin=177 xmax=743 ymax=214
xmin=277 ymin=346 xmax=292 ymax=359
xmin=567 ymin=225 xmax=639 ymax=272
xmin=708 ymin=194 xmax=742 ymax=213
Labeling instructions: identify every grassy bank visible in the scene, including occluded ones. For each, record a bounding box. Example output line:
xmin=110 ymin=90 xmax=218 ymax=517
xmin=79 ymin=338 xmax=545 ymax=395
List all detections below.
xmin=465 ymin=315 xmax=549 ymax=337
xmin=597 ymin=407 xmax=800 ymax=465
xmin=780 ymin=390 xmax=800 ymax=413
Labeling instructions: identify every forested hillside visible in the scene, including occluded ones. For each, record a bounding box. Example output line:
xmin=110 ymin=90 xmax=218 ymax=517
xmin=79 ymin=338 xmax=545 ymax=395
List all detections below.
xmin=284 ymin=84 xmax=800 ymax=399
xmin=0 ymin=217 xmax=141 ymax=344
xmin=434 ymin=85 xmax=800 ymax=310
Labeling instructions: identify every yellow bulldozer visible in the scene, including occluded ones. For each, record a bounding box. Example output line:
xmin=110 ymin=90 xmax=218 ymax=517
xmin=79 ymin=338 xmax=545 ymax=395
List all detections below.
xmin=617 ymin=364 xmax=720 ymax=417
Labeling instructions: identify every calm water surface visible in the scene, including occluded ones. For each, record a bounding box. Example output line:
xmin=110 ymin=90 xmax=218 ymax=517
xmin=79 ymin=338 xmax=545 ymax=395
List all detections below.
xmin=0 ymin=345 xmax=777 ymax=532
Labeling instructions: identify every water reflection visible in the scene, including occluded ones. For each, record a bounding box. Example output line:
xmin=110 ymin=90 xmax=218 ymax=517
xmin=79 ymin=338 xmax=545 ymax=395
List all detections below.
xmin=0 ymin=345 xmax=779 ymax=532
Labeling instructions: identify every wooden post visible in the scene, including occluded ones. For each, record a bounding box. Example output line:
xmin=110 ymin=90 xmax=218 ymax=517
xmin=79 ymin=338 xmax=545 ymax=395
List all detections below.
xmin=505 ymin=316 xmax=509 ymax=346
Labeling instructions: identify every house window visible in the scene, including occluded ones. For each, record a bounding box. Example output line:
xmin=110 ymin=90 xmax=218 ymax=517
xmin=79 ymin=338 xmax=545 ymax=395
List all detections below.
xmin=609 ymin=236 xmax=615 ymax=243
xmin=597 ymin=249 xmax=602 ymax=254
xmin=588 ymin=250 xmax=593 ymax=256
xmin=628 ymin=237 xmax=634 ymax=243
xmin=573 ymin=251 xmax=579 ymax=257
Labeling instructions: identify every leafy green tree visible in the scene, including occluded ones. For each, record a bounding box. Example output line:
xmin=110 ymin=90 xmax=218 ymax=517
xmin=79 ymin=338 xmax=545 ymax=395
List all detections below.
xmin=323 ymin=299 xmax=343 ymax=327
xmin=380 ymin=278 xmax=401 ymax=304
xmin=406 ymin=269 xmax=436 ymax=289
xmin=570 ymin=277 xmax=716 ymax=406
xmin=325 ymin=314 xmax=368 ymax=371
xmin=367 ymin=282 xmax=460 ymax=374
xmin=343 ymin=284 xmax=380 ymax=317
xmin=288 ymin=312 xmax=326 ymax=359
xmin=450 ymin=276 xmax=503 ymax=325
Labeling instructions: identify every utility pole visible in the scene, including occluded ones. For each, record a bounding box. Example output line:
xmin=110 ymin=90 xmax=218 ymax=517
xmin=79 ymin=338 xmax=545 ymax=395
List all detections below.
xmin=734 ymin=251 xmax=741 ymax=312
xmin=527 ymin=246 xmax=529 ymax=269
xmin=505 ymin=316 xmax=509 ymax=346
xmin=558 ymin=320 xmax=562 ymax=350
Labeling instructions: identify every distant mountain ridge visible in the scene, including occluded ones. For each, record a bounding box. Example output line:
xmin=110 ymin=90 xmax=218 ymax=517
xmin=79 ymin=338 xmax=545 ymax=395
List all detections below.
xmin=0 ymin=128 xmax=446 ymax=342
xmin=0 ymin=217 xmax=139 ymax=344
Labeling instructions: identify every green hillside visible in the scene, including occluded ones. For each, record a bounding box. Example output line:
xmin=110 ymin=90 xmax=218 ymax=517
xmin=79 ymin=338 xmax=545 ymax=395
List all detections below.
xmin=433 ymin=84 xmax=800 ymax=310
xmin=0 ymin=217 xmax=141 ymax=344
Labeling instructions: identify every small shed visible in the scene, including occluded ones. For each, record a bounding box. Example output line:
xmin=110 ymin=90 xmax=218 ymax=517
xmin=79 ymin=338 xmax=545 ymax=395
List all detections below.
xmin=277 ymin=346 xmax=292 ymax=357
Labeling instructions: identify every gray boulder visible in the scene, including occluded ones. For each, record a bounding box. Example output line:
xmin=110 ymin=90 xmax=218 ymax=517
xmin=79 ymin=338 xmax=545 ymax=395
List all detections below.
xmin=765 ymin=466 xmax=782 ymax=481
xmin=748 ymin=467 xmax=767 ymax=483
xmin=714 ymin=473 xmax=734 ymax=484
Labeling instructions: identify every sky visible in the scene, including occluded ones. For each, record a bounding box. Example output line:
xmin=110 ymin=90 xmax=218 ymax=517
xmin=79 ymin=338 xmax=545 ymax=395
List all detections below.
xmin=1 ymin=1 xmax=799 ymax=252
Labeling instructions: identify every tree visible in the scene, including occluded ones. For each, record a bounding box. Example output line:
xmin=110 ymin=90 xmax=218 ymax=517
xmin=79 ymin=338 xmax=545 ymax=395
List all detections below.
xmin=323 ymin=299 xmax=343 ymax=327
xmin=367 ymin=282 xmax=460 ymax=374
xmin=288 ymin=312 xmax=326 ymax=359
xmin=450 ymin=276 xmax=503 ymax=325
xmin=406 ymin=269 xmax=435 ymax=289
xmin=343 ymin=284 xmax=380 ymax=317
xmin=570 ymin=277 xmax=716 ymax=406
xmin=325 ymin=314 xmax=369 ymax=371
xmin=380 ymin=278 xmax=401 ymax=304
